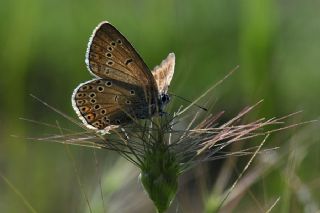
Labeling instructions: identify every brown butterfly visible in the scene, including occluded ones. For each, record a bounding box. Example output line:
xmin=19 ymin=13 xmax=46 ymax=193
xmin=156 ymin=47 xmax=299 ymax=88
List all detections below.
xmin=72 ymin=21 xmax=175 ymax=131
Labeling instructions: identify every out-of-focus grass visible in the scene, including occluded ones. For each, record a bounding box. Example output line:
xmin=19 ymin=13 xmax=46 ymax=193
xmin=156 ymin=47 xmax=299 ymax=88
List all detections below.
xmin=0 ymin=0 xmax=319 ymax=212
xmin=239 ymin=0 xmax=278 ymax=115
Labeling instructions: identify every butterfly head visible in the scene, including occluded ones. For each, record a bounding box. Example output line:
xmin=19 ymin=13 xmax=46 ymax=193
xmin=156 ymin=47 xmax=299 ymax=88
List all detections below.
xmin=158 ymin=93 xmax=170 ymax=114
xmin=160 ymin=93 xmax=170 ymax=104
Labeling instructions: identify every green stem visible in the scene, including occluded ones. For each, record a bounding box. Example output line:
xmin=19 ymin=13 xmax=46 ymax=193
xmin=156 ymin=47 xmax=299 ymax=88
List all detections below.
xmin=140 ymin=143 xmax=179 ymax=213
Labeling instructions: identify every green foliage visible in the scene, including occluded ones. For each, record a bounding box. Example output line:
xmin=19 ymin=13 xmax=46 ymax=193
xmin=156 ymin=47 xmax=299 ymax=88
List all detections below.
xmin=0 ymin=0 xmax=319 ymax=212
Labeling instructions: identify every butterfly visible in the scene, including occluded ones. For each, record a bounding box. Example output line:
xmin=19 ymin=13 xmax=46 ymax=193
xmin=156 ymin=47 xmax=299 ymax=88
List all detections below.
xmin=72 ymin=21 xmax=175 ymax=131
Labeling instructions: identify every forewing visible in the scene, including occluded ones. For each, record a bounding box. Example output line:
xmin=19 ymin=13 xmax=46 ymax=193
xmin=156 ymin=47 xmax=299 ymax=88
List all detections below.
xmin=86 ymin=21 xmax=157 ymax=91
xmin=151 ymin=53 xmax=175 ymax=94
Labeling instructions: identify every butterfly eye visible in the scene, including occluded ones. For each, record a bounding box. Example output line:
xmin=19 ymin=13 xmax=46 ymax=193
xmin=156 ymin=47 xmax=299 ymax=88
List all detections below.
xmin=161 ymin=94 xmax=169 ymax=103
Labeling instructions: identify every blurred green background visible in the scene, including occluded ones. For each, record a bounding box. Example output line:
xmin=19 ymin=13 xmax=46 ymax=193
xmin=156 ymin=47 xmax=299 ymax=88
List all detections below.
xmin=1 ymin=0 xmax=319 ymax=212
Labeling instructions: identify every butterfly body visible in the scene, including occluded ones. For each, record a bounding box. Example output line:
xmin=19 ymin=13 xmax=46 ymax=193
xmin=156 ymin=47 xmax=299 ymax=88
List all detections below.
xmin=72 ymin=21 xmax=175 ymax=131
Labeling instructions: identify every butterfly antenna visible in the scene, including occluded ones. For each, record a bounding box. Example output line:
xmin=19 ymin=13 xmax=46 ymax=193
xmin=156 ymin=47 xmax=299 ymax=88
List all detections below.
xmin=169 ymin=93 xmax=208 ymax=111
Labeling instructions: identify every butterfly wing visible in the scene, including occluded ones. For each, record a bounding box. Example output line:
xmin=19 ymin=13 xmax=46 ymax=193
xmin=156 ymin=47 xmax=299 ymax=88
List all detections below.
xmin=72 ymin=78 xmax=154 ymax=130
xmin=72 ymin=21 xmax=160 ymax=130
xmin=151 ymin=53 xmax=175 ymax=94
xmin=86 ymin=21 xmax=157 ymax=91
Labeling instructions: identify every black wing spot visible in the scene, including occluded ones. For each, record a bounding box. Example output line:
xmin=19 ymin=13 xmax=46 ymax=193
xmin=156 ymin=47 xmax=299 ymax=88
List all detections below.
xmin=81 ymin=85 xmax=88 ymax=91
xmin=111 ymin=41 xmax=116 ymax=46
xmin=96 ymin=80 xmax=102 ymax=84
xmin=103 ymin=117 xmax=110 ymax=123
xmin=94 ymin=104 xmax=101 ymax=110
xmin=93 ymin=122 xmax=100 ymax=128
xmin=107 ymin=60 xmax=114 ymax=66
xmin=90 ymin=99 xmax=96 ymax=104
xmin=130 ymin=90 xmax=135 ymax=95
xmin=81 ymin=106 xmax=91 ymax=113
xmin=97 ymin=86 xmax=104 ymax=92
xmin=106 ymin=81 xmax=112 ymax=87
xmin=126 ymin=100 xmax=131 ymax=105
xmin=108 ymin=46 xmax=113 ymax=51
xmin=100 ymin=109 xmax=106 ymax=115
xmin=116 ymin=119 xmax=121 ymax=124
xmin=117 ymin=39 xmax=122 ymax=44
xmin=76 ymin=100 xmax=84 ymax=105
xmin=85 ymin=113 xmax=96 ymax=121
xmin=89 ymin=93 xmax=96 ymax=98
xmin=125 ymin=58 xmax=133 ymax=65
xmin=106 ymin=53 xmax=112 ymax=58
